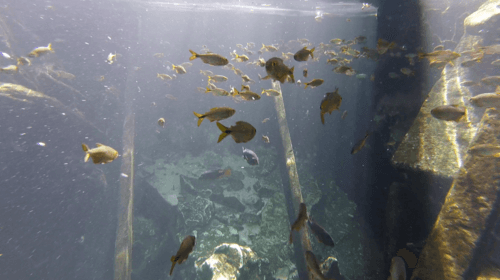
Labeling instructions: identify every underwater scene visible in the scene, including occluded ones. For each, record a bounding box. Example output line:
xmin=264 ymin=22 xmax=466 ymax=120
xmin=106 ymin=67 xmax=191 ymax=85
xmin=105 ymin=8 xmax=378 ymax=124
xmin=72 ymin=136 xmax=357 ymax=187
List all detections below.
xmin=1 ymin=0 xmax=500 ymax=279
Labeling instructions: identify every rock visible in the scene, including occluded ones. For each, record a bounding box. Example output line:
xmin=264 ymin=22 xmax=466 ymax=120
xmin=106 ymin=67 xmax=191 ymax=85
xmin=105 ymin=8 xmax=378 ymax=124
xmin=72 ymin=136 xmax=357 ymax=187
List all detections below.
xmin=226 ymin=178 xmax=245 ymax=191
xmin=464 ymin=0 xmax=500 ymax=35
xmin=178 ymin=196 xmax=214 ymax=229
xmin=210 ymin=193 xmax=245 ymax=212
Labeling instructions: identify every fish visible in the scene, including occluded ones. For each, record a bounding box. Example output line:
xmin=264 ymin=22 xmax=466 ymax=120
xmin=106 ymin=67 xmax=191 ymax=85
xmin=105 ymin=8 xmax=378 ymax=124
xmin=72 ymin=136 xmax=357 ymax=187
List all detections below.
xmin=16 ymin=57 xmax=31 ymax=66
xmin=470 ymin=92 xmax=500 ymax=108
xmin=355 ymin=36 xmax=367 ymax=44
xmin=242 ymin=147 xmax=259 ymax=165
xmin=330 ymin=38 xmax=344 ymax=45
xmin=400 ymin=68 xmax=414 ymax=76
xmin=356 ymin=73 xmax=367 ymax=79
xmin=180 ymin=62 xmax=193 ymax=69
xmin=481 ymin=76 xmax=500 ymax=87
xmin=208 ymin=75 xmax=228 ymax=83
xmin=388 ymin=256 xmax=406 ymax=280
xmin=158 ymin=118 xmax=165 ymax=127
xmin=216 ymin=121 xmax=256 ymax=143
xmin=157 ymin=73 xmax=174 ymax=81
xmin=189 ymin=49 xmax=229 ymax=66
xmin=294 ymin=46 xmax=315 ymax=61
xmin=417 ymin=50 xmax=460 ymax=64
xmin=305 ymin=251 xmax=332 ymax=280
xmin=333 ymin=66 xmax=355 ymax=76
xmin=388 ymin=72 xmax=400 ymax=79
xmin=106 ymin=52 xmax=117 ymax=64
xmin=326 ymin=58 xmax=339 ymax=65
xmin=492 ymin=59 xmax=500 ymax=66
xmin=28 ymin=43 xmax=55 ymax=57
xmin=469 ymin=144 xmax=500 ymax=157
xmin=289 ymin=203 xmax=308 ymax=244
xmin=376 ymin=39 xmax=397 ymax=55
xmin=262 ymin=89 xmax=281 ymax=97
xmin=54 ymin=70 xmax=76 ymax=80
xmin=262 ymin=135 xmax=270 ymax=143
xmin=241 ymin=75 xmax=255 ymax=83
xmin=205 ymin=87 xmax=230 ymax=97
xmin=0 ymin=65 xmax=18 ymax=74
xmin=430 ymin=105 xmax=467 ymax=122
xmin=198 ymin=169 xmax=232 ymax=180
xmin=307 ymin=217 xmax=335 ymax=247
xmin=261 ymin=43 xmax=279 ymax=52
xmin=170 ymin=235 xmax=196 ymax=276
xmin=200 ymin=70 xmax=214 ymax=76
xmin=232 ymin=53 xmax=249 ymax=62
xmin=461 ymin=59 xmax=478 ymax=67
xmin=172 ymin=64 xmax=187 ymax=74
xmin=303 ymin=68 xmax=308 ymax=78
xmin=234 ymin=89 xmax=260 ymax=101
xmin=232 ymin=67 xmax=244 ymax=76
xmin=193 ymin=107 xmax=236 ymax=127
xmin=262 ymin=57 xmax=295 ymax=84
xmin=262 ymin=118 xmax=270 ymax=123
xmin=320 ymin=88 xmax=342 ymax=124
xmin=341 ymin=110 xmax=348 ymax=120
xmin=351 ymin=132 xmax=370 ymax=155
xmin=153 ymin=53 xmax=164 ymax=58
xmin=304 ymin=79 xmax=324 ymax=89
xmin=166 ymin=94 xmax=177 ymax=100
xmin=82 ymin=143 xmax=119 ymax=164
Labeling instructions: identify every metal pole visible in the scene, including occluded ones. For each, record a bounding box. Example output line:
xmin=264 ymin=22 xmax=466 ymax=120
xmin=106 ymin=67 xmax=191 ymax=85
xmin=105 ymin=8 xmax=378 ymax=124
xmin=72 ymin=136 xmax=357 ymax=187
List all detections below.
xmin=272 ymin=81 xmax=313 ymax=280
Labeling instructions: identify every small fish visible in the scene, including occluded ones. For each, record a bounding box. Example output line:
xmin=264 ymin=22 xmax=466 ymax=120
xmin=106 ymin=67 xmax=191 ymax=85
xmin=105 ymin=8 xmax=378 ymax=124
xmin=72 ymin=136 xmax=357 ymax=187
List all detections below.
xmin=153 ymin=53 xmax=164 ymax=58
xmin=82 ymin=143 xmax=119 ymax=164
xmin=356 ymin=73 xmax=367 ymax=79
xmin=232 ymin=53 xmax=249 ymax=62
xmin=98 ymin=76 xmax=105 ymax=82
xmin=326 ymin=58 xmax=339 ymax=65
xmin=241 ymin=75 xmax=255 ymax=83
xmin=355 ymin=36 xmax=367 ymax=44
xmin=307 ymin=217 xmax=335 ymax=247
xmin=400 ymin=68 xmax=414 ymax=76
xmin=166 ymin=94 xmax=177 ymax=100
xmin=193 ymin=107 xmax=236 ymax=127
xmin=289 ymin=203 xmax=308 ymax=244
xmin=157 ymin=73 xmax=174 ymax=81
xmin=241 ymin=84 xmax=250 ymax=91
xmin=0 ymin=65 xmax=18 ymax=74
xmin=242 ymin=147 xmax=259 ymax=165
xmin=492 ymin=59 xmax=500 ymax=66
xmin=262 ymin=118 xmax=270 ymax=123
xmin=262 ymin=57 xmax=295 ymax=84
xmin=172 ymin=64 xmax=187 ymax=74
xmin=304 ymin=79 xmax=324 ymax=89
xmin=303 ymin=68 xmax=308 ymax=78
xmin=351 ymin=132 xmax=370 ymax=155
xmin=180 ymin=62 xmax=193 ymax=69
xmin=333 ymin=66 xmax=356 ymax=76
xmin=417 ymin=50 xmax=460 ymax=65
xmin=233 ymin=89 xmax=261 ymax=101
xmin=330 ymin=38 xmax=344 ymax=45
xmin=470 ymin=92 xmax=500 ymax=108
xmin=198 ymin=169 xmax=231 ymax=180
xmin=205 ymin=87 xmax=230 ymax=97
xmin=388 ymin=72 xmax=400 ymax=79
xmin=28 ymin=43 xmax=55 ymax=57
xmin=461 ymin=59 xmax=478 ymax=67
xmin=106 ymin=52 xmax=117 ymax=64
xmin=170 ymin=235 xmax=196 ymax=276
xmin=189 ymin=49 xmax=229 ymax=66
xmin=232 ymin=67 xmax=244 ymax=76
xmin=388 ymin=256 xmax=406 ymax=280
xmin=481 ymin=76 xmax=500 ymax=87
xmin=320 ymin=88 xmax=342 ymax=124
xmin=469 ymin=144 xmax=500 ymax=157
xmin=294 ymin=46 xmax=315 ymax=62
xmin=376 ymin=39 xmax=397 ymax=55
xmin=341 ymin=110 xmax=348 ymax=120
xmin=261 ymin=43 xmax=279 ymax=52
xmin=262 ymin=135 xmax=270 ymax=143
xmin=16 ymin=57 xmax=31 ymax=66
xmin=262 ymin=89 xmax=281 ymax=97
xmin=216 ymin=121 xmax=256 ymax=143
xmin=208 ymin=75 xmax=228 ymax=83
xmin=430 ymin=105 xmax=467 ymax=122
xmin=158 ymin=118 xmax=165 ymax=127
xmin=200 ymin=70 xmax=214 ymax=76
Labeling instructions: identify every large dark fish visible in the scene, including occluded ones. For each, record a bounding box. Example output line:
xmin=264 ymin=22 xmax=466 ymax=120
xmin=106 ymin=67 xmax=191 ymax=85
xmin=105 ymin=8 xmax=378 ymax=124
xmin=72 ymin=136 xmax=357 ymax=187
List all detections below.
xmin=198 ymin=169 xmax=231 ymax=180
xmin=242 ymin=147 xmax=259 ymax=165
xmin=307 ymin=217 xmax=335 ymax=247
xmin=170 ymin=235 xmax=196 ymax=275
xmin=262 ymin=57 xmax=295 ymax=84
xmin=216 ymin=121 xmax=256 ymax=143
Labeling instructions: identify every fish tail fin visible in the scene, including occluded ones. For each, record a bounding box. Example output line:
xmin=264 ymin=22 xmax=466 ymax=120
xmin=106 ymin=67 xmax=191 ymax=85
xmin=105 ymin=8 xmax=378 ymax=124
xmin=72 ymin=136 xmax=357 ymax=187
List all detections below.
xmin=310 ymin=47 xmax=315 ymax=59
xmin=289 ymin=67 xmax=295 ymax=83
xmin=48 ymin=43 xmax=54 ymax=52
xmin=205 ymin=87 xmax=211 ymax=93
xmin=417 ymin=51 xmax=425 ymax=61
xmin=193 ymin=111 xmax=204 ymax=126
xmin=189 ymin=49 xmax=198 ymax=60
xmin=84 ymin=153 xmax=90 ymax=163
xmin=304 ymin=83 xmax=308 ymax=89
xmin=169 ymin=256 xmax=176 ymax=275
xmin=234 ymin=88 xmax=240 ymax=95
xmin=216 ymin=122 xmax=229 ymax=143
xmin=321 ymin=113 xmax=325 ymax=125
xmin=82 ymin=143 xmax=89 ymax=152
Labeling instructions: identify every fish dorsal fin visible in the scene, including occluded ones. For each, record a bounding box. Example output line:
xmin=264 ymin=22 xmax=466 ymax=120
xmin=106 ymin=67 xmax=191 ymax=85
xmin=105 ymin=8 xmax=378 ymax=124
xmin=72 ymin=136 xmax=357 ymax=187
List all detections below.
xmin=96 ymin=143 xmax=103 ymax=147
xmin=302 ymin=46 xmax=307 ymax=50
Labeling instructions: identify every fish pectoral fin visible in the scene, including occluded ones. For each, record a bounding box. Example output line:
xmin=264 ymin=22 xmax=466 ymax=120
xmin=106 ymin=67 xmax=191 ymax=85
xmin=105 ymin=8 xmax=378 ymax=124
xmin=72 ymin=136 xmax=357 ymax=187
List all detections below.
xmin=84 ymin=153 xmax=90 ymax=162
